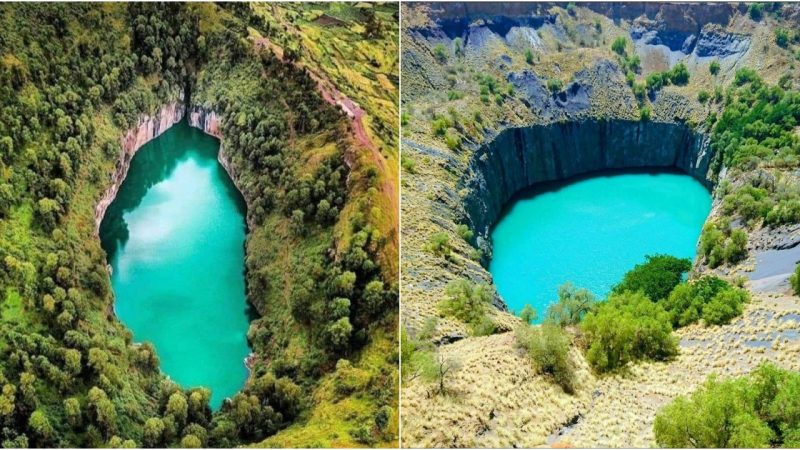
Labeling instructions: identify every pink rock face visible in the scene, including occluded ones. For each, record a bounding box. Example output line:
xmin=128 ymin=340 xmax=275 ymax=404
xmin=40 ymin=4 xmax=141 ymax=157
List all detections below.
xmin=189 ymin=109 xmax=222 ymax=139
xmin=95 ymin=103 xmax=184 ymax=233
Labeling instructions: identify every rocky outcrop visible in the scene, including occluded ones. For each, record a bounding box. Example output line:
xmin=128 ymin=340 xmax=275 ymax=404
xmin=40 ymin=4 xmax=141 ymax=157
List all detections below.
xmin=462 ymin=120 xmax=714 ymax=245
xmin=94 ymin=102 xmax=184 ymax=233
xmin=188 ymin=106 xmax=253 ymax=230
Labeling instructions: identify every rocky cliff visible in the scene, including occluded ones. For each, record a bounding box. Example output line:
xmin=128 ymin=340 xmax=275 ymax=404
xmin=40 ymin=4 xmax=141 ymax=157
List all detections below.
xmin=188 ymin=106 xmax=253 ymax=230
xmin=462 ymin=120 xmax=714 ymax=246
xmin=94 ymin=102 xmax=185 ymax=232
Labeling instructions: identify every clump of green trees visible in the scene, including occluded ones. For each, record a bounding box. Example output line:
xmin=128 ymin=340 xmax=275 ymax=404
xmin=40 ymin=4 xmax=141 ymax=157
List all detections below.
xmin=699 ymin=219 xmax=748 ymax=268
xmin=645 ymin=62 xmax=690 ymax=91
xmin=655 ymin=362 xmax=800 ymax=447
xmin=438 ymin=279 xmax=495 ymax=336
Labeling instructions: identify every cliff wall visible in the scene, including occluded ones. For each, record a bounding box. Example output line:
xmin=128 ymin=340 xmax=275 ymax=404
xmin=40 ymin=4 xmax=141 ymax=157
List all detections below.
xmin=462 ymin=120 xmax=714 ymax=248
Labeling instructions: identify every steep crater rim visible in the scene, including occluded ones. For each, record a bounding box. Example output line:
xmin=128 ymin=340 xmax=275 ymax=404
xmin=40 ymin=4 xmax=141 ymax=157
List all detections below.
xmin=459 ymin=119 xmax=716 ymax=292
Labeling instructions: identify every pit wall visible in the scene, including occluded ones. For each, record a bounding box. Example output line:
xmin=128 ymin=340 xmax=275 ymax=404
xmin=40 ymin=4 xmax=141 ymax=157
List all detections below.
xmin=462 ymin=119 xmax=714 ymax=248
xmin=94 ymin=102 xmax=250 ymax=233
xmin=94 ymin=102 xmax=185 ymax=232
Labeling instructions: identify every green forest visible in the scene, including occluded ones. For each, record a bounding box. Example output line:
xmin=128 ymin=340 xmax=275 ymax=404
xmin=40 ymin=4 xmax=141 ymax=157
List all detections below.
xmin=0 ymin=2 xmax=397 ymax=447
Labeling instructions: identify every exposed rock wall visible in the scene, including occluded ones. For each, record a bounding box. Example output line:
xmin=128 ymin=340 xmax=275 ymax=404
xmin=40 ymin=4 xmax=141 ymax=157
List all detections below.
xmin=94 ymin=102 xmax=184 ymax=232
xmin=188 ymin=106 xmax=253 ymax=230
xmin=462 ymin=120 xmax=714 ymax=245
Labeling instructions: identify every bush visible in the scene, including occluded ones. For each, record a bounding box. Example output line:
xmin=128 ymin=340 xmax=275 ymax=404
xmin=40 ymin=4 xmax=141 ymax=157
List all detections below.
xmin=669 ymin=62 xmax=689 ymax=85
xmin=611 ymin=36 xmax=627 ymax=55
xmin=639 ymin=106 xmax=651 ymax=121
xmin=661 ymin=275 xmax=749 ymax=327
xmin=709 ymin=60 xmax=720 ymax=75
xmin=425 ymin=232 xmax=451 ymax=258
xmin=525 ymin=48 xmax=534 ymax=64
xmin=748 ymin=3 xmax=764 ymax=21
xmin=581 ymin=291 xmax=677 ymax=372
xmin=790 ymin=264 xmax=800 ymax=295
xmin=697 ymin=90 xmax=710 ymax=103
xmin=546 ymin=283 xmax=595 ymax=327
xmin=775 ymin=29 xmax=791 ymax=48
xmin=444 ymin=132 xmax=460 ymax=150
xmin=699 ymin=221 xmax=748 ymax=268
xmin=519 ymin=304 xmax=537 ymax=324
xmin=516 ymin=323 xmax=575 ymax=393
xmin=613 ymin=254 xmax=691 ymax=302
xmin=439 ymin=279 xmax=495 ymax=334
xmin=455 ymin=224 xmax=473 ymax=241
xmin=433 ymin=43 xmax=448 ymax=63
xmin=547 ymin=78 xmax=563 ymax=93
xmin=654 ymin=362 xmax=800 ymax=447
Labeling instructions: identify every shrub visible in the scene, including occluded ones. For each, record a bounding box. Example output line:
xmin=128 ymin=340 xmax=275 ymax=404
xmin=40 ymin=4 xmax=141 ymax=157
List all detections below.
xmin=425 ymin=232 xmax=451 ymax=258
xmin=698 ymin=90 xmax=710 ymax=103
xmin=669 ymin=62 xmax=689 ymax=85
xmin=546 ymin=283 xmax=596 ymax=327
xmin=790 ymin=264 xmax=800 ymax=295
xmin=582 ymin=291 xmax=677 ymax=372
xmin=516 ymin=323 xmax=575 ymax=393
xmin=775 ymin=29 xmax=790 ymax=48
xmin=661 ymin=275 xmax=749 ymax=327
xmin=447 ymin=90 xmax=463 ymax=101
xmin=431 ymin=116 xmax=448 ymax=136
xmin=433 ymin=43 xmax=448 ymax=63
xmin=654 ymin=362 xmax=800 ymax=447
xmin=639 ymin=106 xmax=651 ymax=121
xmin=699 ymin=221 xmax=748 ymax=268
xmin=613 ymin=254 xmax=691 ymax=302
xmin=748 ymin=3 xmax=764 ymax=21
xmin=611 ymin=36 xmax=627 ymax=55
xmin=519 ymin=304 xmax=537 ymax=324
xmin=709 ymin=60 xmax=720 ymax=75
xmin=439 ymin=279 xmax=495 ymax=334
xmin=525 ymin=48 xmax=534 ymax=64
xmin=444 ymin=132 xmax=460 ymax=150
xmin=547 ymin=78 xmax=563 ymax=93
xmin=455 ymin=224 xmax=473 ymax=241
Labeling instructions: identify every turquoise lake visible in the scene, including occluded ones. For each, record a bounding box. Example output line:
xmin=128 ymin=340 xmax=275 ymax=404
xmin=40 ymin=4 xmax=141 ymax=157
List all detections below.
xmin=489 ymin=170 xmax=712 ymax=318
xmin=100 ymin=120 xmax=250 ymax=409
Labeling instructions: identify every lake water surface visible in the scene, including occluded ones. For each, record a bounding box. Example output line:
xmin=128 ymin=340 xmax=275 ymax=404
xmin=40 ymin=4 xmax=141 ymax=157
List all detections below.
xmin=489 ymin=170 xmax=711 ymax=318
xmin=100 ymin=120 xmax=250 ymax=409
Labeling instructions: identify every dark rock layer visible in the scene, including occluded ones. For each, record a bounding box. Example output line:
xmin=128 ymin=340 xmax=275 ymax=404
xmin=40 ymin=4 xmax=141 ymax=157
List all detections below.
xmin=461 ymin=120 xmax=714 ymax=248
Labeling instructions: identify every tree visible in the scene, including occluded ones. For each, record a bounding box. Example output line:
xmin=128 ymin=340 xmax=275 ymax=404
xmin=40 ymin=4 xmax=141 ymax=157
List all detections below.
xmin=546 ymin=283 xmax=595 ymax=327
xmin=612 ymin=255 xmax=691 ymax=302
xmin=520 ymin=304 xmax=537 ymax=324
xmin=653 ymin=366 xmax=780 ymax=448
xmin=428 ymin=352 xmax=462 ymax=396
xmin=143 ymin=417 xmax=165 ymax=447
xmin=181 ymin=435 xmax=202 ymax=448
xmin=327 ymin=317 xmax=353 ymax=350
xmin=582 ymin=291 xmax=677 ymax=372
xmin=748 ymin=3 xmax=764 ymax=21
xmin=28 ymin=410 xmax=54 ymax=443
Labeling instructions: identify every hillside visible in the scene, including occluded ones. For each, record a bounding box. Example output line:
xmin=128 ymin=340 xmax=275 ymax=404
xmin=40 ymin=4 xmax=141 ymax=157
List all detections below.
xmin=0 ymin=3 xmax=398 ymax=447
xmin=400 ymin=2 xmax=800 ymax=447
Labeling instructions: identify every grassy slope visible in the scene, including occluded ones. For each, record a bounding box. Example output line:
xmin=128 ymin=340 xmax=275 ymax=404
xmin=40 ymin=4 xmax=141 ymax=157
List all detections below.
xmin=400 ymin=3 xmax=800 ymax=447
xmin=190 ymin=3 xmax=399 ymax=447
